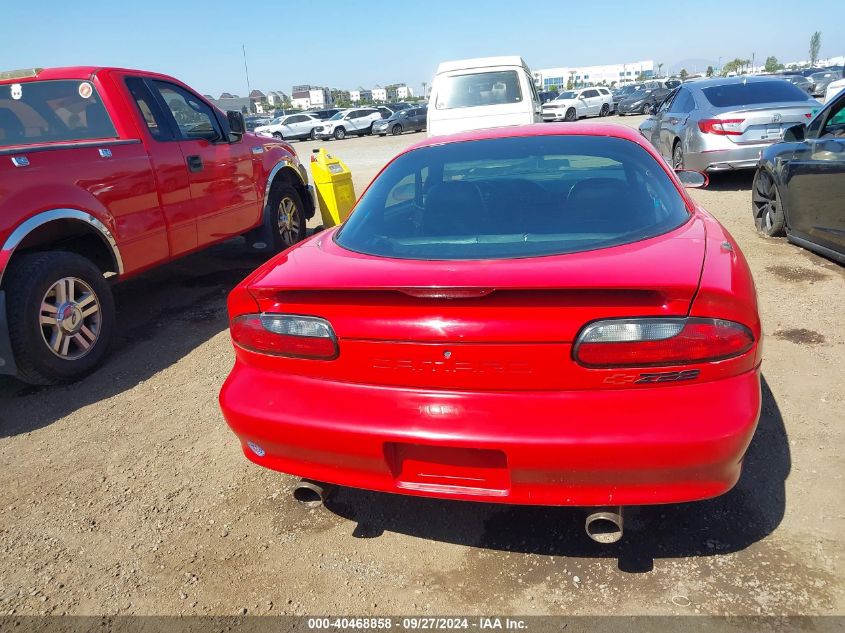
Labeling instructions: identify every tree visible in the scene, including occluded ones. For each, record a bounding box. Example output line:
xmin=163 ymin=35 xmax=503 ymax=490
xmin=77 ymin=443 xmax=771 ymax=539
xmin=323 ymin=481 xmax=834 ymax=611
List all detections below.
xmin=547 ymin=85 xmax=558 ymax=92
xmin=809 ymin=31 xmax=821 ymax=66
xmin=421 ymin=81 xmax=427 ymax=99
xmin=764 ymin=56 xmax=780 ymax=73
xmin=740 ymin=59 xmax=752 ymax=74
xmin=706 ymin=65 xmax=714 ymax=77
xmin=657 ymin=62 xmax=664 ymax=77
xmin=679 ymin=68 xmax=689 ymax=81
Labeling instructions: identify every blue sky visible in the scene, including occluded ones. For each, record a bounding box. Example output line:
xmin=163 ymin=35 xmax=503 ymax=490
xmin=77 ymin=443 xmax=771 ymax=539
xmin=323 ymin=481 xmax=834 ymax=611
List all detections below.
xmin=3 ymin=1 xmax=842 ymax=97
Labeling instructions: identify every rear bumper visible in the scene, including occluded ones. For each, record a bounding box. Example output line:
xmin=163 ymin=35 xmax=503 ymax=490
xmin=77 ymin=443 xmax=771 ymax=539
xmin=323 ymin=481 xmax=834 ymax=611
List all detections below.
xmin=0 ymin=291 xmax=17 ymax=376
xmin=685 ymin=141 xmax=768 ymax=172
xmin=219 ymin=366 xmax=761 ymax=507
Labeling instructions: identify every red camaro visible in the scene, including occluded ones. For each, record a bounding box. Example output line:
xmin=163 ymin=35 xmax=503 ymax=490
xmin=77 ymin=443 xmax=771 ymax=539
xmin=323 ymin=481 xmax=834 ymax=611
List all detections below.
xmin=219 ymin=124 xmax=762 ymax=543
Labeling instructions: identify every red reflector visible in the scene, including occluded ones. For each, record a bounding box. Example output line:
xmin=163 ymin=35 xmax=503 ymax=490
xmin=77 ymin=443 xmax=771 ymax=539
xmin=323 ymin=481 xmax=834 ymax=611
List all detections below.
xmin=698 ymin=118 xmax=744 ymax=135
xmin=574 ymin=318 xmax=754 ymax=368
xmin=230 ymin=314 xmax=338 ymax=359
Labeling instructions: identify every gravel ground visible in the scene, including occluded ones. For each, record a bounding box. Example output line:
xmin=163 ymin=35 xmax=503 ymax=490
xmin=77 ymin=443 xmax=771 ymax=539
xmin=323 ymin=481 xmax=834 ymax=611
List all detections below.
xmin=0 ymin=115 xmax=843 ymax=617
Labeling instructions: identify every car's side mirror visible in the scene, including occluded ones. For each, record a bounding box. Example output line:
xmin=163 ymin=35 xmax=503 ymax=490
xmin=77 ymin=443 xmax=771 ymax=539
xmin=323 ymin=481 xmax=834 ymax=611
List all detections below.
xmin=783 ymin=123 xmax=806 ymax=142
xmin=227 ymin=111 xmax=246 ymax=140
xmin=675 ymin=169 xmax=708 ymax=188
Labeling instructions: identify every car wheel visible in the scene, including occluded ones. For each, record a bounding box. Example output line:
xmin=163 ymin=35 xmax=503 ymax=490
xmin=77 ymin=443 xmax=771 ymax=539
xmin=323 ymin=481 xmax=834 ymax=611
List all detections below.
xmin=391 ymin=124 xmax=403 ymax=136
xmin=334 ymin=127 xmax=346 ymax=140
xmin=309 ymin=128 xmax=317 ymax=140
xmin=273 ymin=132 xmax=284 ymax=140
xmin=672 ymin=141 xmax=684 ymax=170
xmin=641 ymin=103 xmax=652 ymax=115
xmin=565 ymin=108 xmax=577 ymax=122
xmin=752 ymin=169 xmax=786 ymax=237
xmin=5 ymin=251 xmax=116 ymax=385
xmin=267 ymin=184 xmax=306 ymax=251
xmin=600 ymin=103 xmax=610 ymax=117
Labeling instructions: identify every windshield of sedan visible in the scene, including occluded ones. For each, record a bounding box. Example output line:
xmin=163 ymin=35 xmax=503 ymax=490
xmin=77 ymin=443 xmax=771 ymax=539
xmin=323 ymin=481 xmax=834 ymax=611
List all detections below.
xmin=336 ymin=135 xmax=689 ymax=260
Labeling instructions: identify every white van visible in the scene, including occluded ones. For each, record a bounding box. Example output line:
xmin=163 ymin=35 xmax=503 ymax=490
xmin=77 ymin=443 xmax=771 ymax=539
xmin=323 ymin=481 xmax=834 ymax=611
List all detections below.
xmin=427 ymin=56 xmax=542 ymax=137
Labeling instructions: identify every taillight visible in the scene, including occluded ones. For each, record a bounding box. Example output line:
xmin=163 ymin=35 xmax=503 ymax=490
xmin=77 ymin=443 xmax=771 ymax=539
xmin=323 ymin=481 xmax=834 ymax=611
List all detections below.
xmin=697 ymin=118 xmax=744 ymax=135
xmin=230 ymin=314 xmax=338 ymax=359
xmin=574 ymin=318 xmax=754 ymax=368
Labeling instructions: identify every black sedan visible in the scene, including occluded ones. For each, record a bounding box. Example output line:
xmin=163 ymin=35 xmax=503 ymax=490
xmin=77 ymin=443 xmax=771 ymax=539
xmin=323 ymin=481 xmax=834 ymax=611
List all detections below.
xmin=617 ymin=86 xmax=672 ymax=115
xmin=752 ymin=89 xmax=845 ymax=264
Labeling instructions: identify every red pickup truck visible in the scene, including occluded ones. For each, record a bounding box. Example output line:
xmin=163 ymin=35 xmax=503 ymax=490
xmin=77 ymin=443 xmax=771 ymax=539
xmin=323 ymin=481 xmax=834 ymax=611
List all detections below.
xmin=0 ymin=67 xmax=315 ymax=384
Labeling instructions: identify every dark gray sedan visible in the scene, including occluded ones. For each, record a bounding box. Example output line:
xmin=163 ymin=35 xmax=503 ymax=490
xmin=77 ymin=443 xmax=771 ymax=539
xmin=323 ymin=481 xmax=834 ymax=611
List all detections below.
xmin=372 ymin=106 xmax=428 ymax=136
xmin=638 ymin=77 xmax=820 ymax=172
xmin=752 ymin=89 xmax=845 ymax=263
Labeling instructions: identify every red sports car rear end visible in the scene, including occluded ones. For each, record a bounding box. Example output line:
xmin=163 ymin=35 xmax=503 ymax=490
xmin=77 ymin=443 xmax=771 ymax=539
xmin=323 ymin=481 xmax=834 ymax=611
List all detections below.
xmin=219 ymin=124 xmax=761 ymax=540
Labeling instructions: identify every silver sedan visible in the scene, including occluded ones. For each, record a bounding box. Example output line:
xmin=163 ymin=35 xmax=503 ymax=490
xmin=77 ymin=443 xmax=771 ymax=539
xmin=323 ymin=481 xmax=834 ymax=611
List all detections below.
xmin=639 ymin=77 xmax=821 ymax=172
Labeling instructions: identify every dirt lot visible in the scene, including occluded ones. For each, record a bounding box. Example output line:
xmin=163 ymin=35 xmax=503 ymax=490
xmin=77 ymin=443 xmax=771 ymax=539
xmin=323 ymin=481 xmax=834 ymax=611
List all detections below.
xmin=1 ymin=115 xmax=843 ymax=617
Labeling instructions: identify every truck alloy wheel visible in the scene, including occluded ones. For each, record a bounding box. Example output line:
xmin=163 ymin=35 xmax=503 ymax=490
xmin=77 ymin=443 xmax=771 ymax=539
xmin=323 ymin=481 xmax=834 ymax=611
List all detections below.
xmin=266 ymin=184 xmax=306 ymax=250
xmin=5 ymin=251 xmax=115 ymax=385
xmin=565 ymin=108 xmax=577 ymax=122
xmin=600 ymin=103 xmax=610 ymax=116
xmin=334 ymin=127 xmax=346 ymax=140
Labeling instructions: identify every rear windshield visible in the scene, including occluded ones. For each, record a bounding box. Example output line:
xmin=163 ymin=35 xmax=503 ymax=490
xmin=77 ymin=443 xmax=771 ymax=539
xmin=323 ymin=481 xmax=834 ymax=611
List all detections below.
xmin=435 ymin=71 xmax=523 ymax=109
xmin=0 ymin=79 xmax=117 ymax=147
xmin=701 ymin=80 xmax=810 ymax=108
xmin=336 ymin=136 xmax=689 ymax=260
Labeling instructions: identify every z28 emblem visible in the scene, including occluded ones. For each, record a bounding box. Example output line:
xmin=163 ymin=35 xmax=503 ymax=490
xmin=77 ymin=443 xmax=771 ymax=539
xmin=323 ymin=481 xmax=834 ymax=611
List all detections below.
xmin=604 ymin=370 xmax=701 ymax=385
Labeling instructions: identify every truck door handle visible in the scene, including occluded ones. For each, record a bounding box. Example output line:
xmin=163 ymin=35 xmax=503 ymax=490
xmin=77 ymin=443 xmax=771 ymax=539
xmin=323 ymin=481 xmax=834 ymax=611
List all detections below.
xmin=186 ymin=155 xmax=203 ymax=172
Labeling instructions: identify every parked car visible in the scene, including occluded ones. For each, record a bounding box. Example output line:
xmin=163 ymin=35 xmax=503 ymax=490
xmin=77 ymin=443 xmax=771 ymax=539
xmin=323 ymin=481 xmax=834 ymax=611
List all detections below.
xmin=427 ymin=56 xmax=542 ymax=137
xmin=0 ymin=66 xmax=316 ymax=384
xmin=751 ymin=89 xmax=845 ymax=264
xmin=255 ymin=113 xmax=322 ymax=140
xmin=314 ymin=108 xmax=383 ymax=140
xmin=372 ymin=107 xmax=428 ymax=135
xmin=638 ymin=76 xmax=819 ymax=171
xmin=538 ymin=90 xmax=559 ymax=104
xmin=542 ymin=87 xmax=613 ymax=121
xmin=611 ymin=83 xmax=644 ymax=112
xmin=809 ymin=71 xmax=838 ymax=97
xmin=783 ymin=74 xmax=813 ymax=93
xmin=617 ymin=84 xmax=673 ymax=115
xmin=309 ymin=108 xmax=342 ymax=121
xmin=219 ymin=123 xmax=761 ymax=543
xmin=825 ymin=71 xmax=845 ymax=102
xmin=245 ymin=115 xmax=271 ymax=131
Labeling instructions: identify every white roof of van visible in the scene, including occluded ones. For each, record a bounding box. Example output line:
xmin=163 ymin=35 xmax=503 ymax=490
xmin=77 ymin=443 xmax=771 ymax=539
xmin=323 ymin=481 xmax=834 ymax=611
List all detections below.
xmin=436 ymin=56 xmax=530 ymax=74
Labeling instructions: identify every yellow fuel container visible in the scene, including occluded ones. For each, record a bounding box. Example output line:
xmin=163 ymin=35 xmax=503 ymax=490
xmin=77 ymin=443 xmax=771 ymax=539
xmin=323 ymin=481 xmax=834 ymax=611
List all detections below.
xmin=310 ymin=148 xmax=356 ymax=227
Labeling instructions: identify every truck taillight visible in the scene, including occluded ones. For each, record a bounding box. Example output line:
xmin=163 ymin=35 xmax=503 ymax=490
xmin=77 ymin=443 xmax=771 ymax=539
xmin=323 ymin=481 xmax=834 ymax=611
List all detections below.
xmin=230 ymin=314 xmax=338 ymax=360
xmin=573 ymin=318 xmax=754 ymax=368
xmin=697 ymin=118 xmax=744 ymax=135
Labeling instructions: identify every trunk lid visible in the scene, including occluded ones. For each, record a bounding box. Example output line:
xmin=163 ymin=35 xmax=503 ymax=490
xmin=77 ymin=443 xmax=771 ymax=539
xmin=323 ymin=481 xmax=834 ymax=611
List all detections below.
xmin=715 ymin=102 xmax=815 ymax=144
xmin=246 ymin=218 xmax=706 ymax=390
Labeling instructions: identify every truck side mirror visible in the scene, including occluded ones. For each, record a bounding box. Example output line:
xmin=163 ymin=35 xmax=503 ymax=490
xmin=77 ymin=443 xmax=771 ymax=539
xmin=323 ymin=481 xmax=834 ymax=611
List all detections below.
xmin=783 ymin=123 xmax=806 ymax=142
xmin=227 ymin=111 xmax=246 ymax=140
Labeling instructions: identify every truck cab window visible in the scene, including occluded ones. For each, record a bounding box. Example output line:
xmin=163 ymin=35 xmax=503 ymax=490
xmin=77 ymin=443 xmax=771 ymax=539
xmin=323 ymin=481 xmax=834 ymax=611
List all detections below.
xmin=152 ymin=81 xmax=221 ymax=142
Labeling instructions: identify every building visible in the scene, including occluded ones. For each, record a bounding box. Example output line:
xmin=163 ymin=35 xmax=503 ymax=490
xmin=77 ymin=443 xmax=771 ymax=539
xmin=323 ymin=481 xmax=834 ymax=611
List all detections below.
xmin=266 ymin=90 xmax=288 ymax=106
xmin=396 ymin=85 xmax=414 ymax=100
xmin=350 ymin=88 xmax=372 ymax=103
xmin=290 ymin=85 xmax=333 ymax=109
xmin=208 ymin=96 xmax=252 ymax=113
xmin=533 ymin=60 xmax=655 ymax=89
xmin=372 ymin=85 xmax=398 ymax=102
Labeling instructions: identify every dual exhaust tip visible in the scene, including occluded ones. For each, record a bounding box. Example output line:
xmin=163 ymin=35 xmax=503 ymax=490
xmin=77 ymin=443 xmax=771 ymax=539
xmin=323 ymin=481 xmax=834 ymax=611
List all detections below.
xmin=294 ymin=479 xmax=624 ymax=544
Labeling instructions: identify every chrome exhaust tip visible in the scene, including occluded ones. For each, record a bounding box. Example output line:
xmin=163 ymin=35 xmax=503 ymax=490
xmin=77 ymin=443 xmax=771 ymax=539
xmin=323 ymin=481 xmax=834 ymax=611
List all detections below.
xmin=293 ymin=479 xmax=334 ymax=508
xmin=585 ymin=507 xmax=624 ymax=544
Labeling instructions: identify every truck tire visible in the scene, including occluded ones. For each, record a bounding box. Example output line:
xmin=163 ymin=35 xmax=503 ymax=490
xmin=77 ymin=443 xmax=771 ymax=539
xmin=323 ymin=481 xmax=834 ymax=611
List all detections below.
xmin=334 ymin=127 xmax=346 ymax=140
xmin=266 ymin=183 xmax=306 ymax=251
xmin=5 ymin=251 xmax=115 ymax=385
